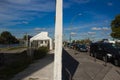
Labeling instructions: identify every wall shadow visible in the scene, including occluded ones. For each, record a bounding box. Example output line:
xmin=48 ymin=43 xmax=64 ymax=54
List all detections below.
xmin=62 ymin=49 xmax=79 ymax=80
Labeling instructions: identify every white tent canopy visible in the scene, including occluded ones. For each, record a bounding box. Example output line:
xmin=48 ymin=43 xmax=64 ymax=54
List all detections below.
xmin=30 ymin=32 xmax=53 ymax=50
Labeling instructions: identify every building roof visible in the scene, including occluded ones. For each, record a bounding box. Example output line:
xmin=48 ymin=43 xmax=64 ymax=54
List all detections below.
xmin=30 ymin=32 xmax=51 ymax=42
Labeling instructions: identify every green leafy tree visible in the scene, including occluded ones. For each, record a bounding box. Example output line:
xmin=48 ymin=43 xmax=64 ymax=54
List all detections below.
xmin=0 ymin=31 xmax=19 ymax=44
xmin=111 ymin=14 xmax=120 ymax=39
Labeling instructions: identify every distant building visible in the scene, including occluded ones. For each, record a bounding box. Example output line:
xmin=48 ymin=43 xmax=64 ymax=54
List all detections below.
xmin=30 ymin=32 xmax=53 ymax=50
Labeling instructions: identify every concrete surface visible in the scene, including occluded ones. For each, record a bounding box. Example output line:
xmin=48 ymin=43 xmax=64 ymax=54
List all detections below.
xmin=11 ymin=51 xmax=54 ymax=80
xmin=11 ymin=48 xmax=120 ymax=80
xmin=65 ymin=48 xmax=120 ymax=80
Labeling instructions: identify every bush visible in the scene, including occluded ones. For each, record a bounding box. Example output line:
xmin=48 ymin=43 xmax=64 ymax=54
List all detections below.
xmin=34 ymin=46 xmax=49 ymax=59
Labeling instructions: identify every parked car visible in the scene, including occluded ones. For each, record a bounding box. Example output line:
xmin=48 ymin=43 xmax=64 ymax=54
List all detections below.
xmin=77 ymin=44 xmax=88 ymax=52
xmin=75 ymin=44 xmax=81 ymax=50
xmin=112 ymin=45 xmax=120 ymax=66
xmin=67 ymin=43 xmax=74 ymax=48
xmin=90 ymin=42 xmax=120 ymax=66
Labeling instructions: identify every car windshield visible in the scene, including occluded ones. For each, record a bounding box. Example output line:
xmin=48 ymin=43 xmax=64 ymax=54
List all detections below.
xmin=103 ymin=43 xmax=115 ymax=50
xmin=81 ymin=45 xmax=86 ymax=48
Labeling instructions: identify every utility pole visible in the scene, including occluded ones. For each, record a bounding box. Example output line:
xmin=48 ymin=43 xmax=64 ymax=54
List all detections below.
xmin=54 ymin=0 xmax=63 ymax=80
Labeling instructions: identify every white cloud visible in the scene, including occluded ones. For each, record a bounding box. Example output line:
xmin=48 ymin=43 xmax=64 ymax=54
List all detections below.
xmin=63 ymin=0 xmax=90 ymax=9
xmin=0 ymin=0 xmax=55 ymax=27
xmin=34 ymin=27 xmax=46 ymax=31
xmin=7 ymin=0 xmax=31 ymax=4
xmin=64 ymin=23 xmax=96 ymax=31
xmin=0 ymin=22 xmax=22 ymax=27
xmin=6 ymin=0 xmax=55 ymax=12
xmin=70 ymin=32 xmax=77 ymax=36
xmin=107 ymin=2 xmax=113 ymax=6
xmin=91 ymin=27 xmax=102 ymax=30
xmin=102 ymin=27 xmax=110 ymax=30
xmin=88 ymin=32 xmax=96 ymax=35
xmin=70 ymin=0 xmax=90 ymax=4
xmin=91 ymin=27 xmax=110 ymax=31
xmin=22 ymin=21 xmax=29 ymax=24
xmin=71 ymin=32 xmax=76 ymax=35
xmin=79 ymin=33 xmax=88 ymax=36
xmin=64 ymin=27 xmax=80 ymax=31
xmin=0 ymin=27 xmax=54 ymax=38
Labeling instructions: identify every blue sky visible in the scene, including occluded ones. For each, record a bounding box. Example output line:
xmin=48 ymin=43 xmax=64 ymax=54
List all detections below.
xmin=0 ymin=0 xmax=120 ymax=41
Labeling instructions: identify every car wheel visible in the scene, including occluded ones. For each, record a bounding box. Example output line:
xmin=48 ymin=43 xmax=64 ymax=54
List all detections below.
xmin=103 ymin=56 xmax=106 ymax=62
xmin=89 ymin=53 xmax=91 ymax=56
xmin=91 ymin=53 xmax=94 ymax=57
xmin=103 ymin=56 xmax=109 ymax=62
xmin=114 ymin=59 xmax=119 ymax=66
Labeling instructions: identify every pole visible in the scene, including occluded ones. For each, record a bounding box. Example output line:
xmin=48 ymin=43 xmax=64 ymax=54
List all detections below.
xmin=69 ymin=13 xmax=81 ymax=42
xmin=54 ymin=0 xmax=63 ymax=80
xmin=69 ymin=33 xmax=71 ymax=43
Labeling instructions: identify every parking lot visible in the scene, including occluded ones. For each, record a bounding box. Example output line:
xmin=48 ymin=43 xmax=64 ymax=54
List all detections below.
xmin=64 ymin=47 xmax=120 ymax=80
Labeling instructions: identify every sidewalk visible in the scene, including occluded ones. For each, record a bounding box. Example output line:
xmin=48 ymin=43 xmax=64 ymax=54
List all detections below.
xmin=11 ymin=51 xmax=54 ymax=80
xmin=11 ymin=48 xmax=120 ymax=80
xmin=103 ymin=66 xmax=120 ymax=80
xmin=65 ymin=48 xmax=120 ymax=80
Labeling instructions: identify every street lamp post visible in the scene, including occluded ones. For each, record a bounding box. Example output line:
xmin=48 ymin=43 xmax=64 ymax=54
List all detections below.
xmin=69 ymin=13 xmax=82 ymax=42
xmin=69 ymin=33 xmax=72 ymax=43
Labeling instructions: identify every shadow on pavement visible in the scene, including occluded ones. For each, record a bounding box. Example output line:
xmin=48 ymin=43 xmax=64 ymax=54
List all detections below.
xmin=62 ymin=49 xmax=79 ymax=80
xmin=11 ymin=53 xmax=54 ymax=80
xmin=1 ymin=48 xmax=79 ymax=80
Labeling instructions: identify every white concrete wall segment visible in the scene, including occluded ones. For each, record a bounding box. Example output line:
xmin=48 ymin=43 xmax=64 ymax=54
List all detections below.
xmin=54 ymin=0 xmax=63 ymax=80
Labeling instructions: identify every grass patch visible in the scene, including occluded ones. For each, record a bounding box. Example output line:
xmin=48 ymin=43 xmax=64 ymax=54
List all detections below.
xmin=7 ymin=46 xmax=27 ymax=50
xmin=0 ymin=46 xmax=27 ymax=51
xmin=0 ymin=47 xmax=9 ymax=51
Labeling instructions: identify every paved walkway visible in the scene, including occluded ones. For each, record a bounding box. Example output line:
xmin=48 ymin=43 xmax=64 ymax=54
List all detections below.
xmin=11 ymin=48 xmax=120 ymax=80
xmin=65 ymin=48 xmax=120 ymax=80
xmin=11 ymin=51 xmax=54 ymax=80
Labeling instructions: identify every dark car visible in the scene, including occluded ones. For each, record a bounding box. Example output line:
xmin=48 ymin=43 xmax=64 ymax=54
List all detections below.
xmin=90 ymin=42 xmax=120 ymax=66
xmin=77 ymin=44 xmax=88 ymax=52
xmin=67 ymin=43 xmax=74 ymax=49
xmin=112 ymin=45 xmax=120 ymax=66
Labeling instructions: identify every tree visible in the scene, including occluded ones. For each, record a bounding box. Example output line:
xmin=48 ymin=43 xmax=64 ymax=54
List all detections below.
xmin=73 ymin=39 xmax=91 ymax=44
xmin=23 ymin=34 xmax=32 ymax=47
xmin=23 ymin=35 xmax=32 ymax=40
xmin=111 ymin=14 xmax=120 ymax=39
xmin=0 ymin=31 xmax=19 ymax=44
